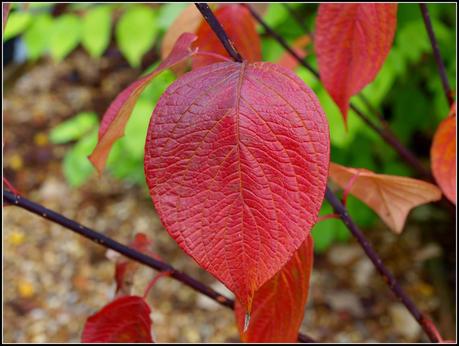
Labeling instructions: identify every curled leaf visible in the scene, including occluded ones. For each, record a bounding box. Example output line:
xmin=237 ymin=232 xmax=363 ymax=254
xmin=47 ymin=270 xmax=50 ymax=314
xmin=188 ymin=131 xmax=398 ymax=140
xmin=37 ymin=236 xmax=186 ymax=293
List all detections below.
xmin=144 ymin=61 xmax=329 ymax=310
xmin=431 ymin=105 xmax=456 ymax=204
xmin=315 ymin=4 xmax=397 ymax=126
xmin=89 ymin=33 xmax=198 ymax=174
xmin=81 ymin=296 xmax=153 ymax=343
xmin=235 ymin=235 xmax=314 ymax=342
xmin=329 ymin=162 xmax=442 ymax=233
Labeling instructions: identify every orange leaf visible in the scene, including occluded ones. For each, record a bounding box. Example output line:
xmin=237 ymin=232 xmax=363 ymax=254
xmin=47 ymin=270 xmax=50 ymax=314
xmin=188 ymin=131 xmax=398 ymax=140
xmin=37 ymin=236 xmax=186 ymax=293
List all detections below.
xmin=235 ymin=235 xmax=314 ymax=342
xmin=276 ymin=35 xmax=311 ymax=71
xmin=192 ymin=4 xmax=262 ymax=69
xmin=88 ymin=33 xmax=198 ymax=174
xmin=431 ymin=105 xmax=456 ymax=204
xmin=329 ymin=162 xmax=442 ymax=234
xmin=315 ymin=4 xmax=397 ymax=126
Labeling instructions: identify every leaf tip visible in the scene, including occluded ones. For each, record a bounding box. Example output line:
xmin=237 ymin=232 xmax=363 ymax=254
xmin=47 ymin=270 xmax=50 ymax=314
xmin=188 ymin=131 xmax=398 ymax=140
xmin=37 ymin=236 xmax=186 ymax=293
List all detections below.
xmin=243 ymin=312 xmax=251 ymax=332
xmin=88 ymin=151 xmax=105 ymax=177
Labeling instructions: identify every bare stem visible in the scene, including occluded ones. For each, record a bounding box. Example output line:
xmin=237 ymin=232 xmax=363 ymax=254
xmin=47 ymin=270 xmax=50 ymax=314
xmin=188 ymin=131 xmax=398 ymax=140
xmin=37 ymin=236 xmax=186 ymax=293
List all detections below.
xmin=3 ymin=190 xmax=315 ymax=343
xmin=194 ymin=3 xmax=243 ymax=62
xmin=419 ymin=3 xmax=454 ymax=106
xmin=244 ymin=4 xmax=432 ymax=181
xmin=325 ymin=187 xmax=441 ymax=343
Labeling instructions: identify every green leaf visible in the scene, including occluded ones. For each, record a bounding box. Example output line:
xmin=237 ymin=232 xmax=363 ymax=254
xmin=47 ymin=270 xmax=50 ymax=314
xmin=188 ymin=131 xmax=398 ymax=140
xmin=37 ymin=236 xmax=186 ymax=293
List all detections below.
xmin=50 ymin=112 xmax=98 ymax=144
xmin=23 ymin=14 xmax=53 ymax=60
xmin=81 ymin=6 xmax=112 ymax=58
xmin=157 ymin=3 xmax=188 ymax=31
xmin=116 ymin=6 xmax=158 ymax=67
xmin=4 ymin=11 xmax=31 ymax=40
xmin=49 ymin=14 xmax=82 ymax=61
xmin=63 ymin=130 xmax=97 ymax=187
xmin=263 ymin=4 xmax=289 ymax=29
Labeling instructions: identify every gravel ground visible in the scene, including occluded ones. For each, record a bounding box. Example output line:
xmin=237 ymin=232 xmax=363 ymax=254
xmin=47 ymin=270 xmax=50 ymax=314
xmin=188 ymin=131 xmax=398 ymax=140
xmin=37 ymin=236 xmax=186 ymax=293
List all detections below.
xmin=3 ymin=51 xmax=455 ymax=343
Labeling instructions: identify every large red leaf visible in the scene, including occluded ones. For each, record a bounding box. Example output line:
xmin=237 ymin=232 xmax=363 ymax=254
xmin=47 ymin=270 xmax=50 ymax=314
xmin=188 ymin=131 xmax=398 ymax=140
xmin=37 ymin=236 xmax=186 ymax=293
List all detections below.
xmin=81 ymin=295 xmax=153 ymax=343
xmin=235 ymin=235 xmax=314 ymax=342
xmin=315 ymin=4 xmax=397 ymax=126
xmin=144 ymin=61 xmax=330 ymax=310
xmin=329 ymin=162 xmax=442 ymax=233
xmin=88 ymin=33 xmax=198 ymax=174
xmin=192 ymin=5 xmax=262 ymax=69
xmin=431 ymin=106 xmax=456 ymax=204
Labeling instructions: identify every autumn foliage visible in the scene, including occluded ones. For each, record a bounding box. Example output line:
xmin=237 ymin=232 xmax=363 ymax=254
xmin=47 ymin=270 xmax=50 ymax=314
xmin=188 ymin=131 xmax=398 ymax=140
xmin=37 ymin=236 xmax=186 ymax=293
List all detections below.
xmin=79 ymin=3 xmax=458 ymax=342
xmin=4 ymin=2 xmax=449 ymax=343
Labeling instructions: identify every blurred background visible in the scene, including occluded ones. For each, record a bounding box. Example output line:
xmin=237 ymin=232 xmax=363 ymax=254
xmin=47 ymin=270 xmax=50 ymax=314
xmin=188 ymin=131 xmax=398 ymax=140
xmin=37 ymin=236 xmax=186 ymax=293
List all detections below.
xmin=3 ymin=3 xmax=456 ymax=342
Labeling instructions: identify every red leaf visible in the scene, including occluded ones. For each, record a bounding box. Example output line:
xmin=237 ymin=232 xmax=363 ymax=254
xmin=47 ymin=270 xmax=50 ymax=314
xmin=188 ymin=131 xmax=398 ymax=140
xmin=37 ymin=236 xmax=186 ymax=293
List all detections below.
xmin=144 ymin=61 xmax=330 ymax=311
xmin=315 ymin=4 xmax=397 ymax=126
xmin=329 ymin=162 xmax=442 ymax=233
xmin=81 ymin=296 xmax=153 ymax=343
xmin=235 ymin=235 xmax=314 ymax=342
xmin=88 ymin=33 xmax=199 ymax=174
xmin=431 ymin=106 xmax=456 ymax=204
xmin=192 ymin=5 xmax=262 ymax=69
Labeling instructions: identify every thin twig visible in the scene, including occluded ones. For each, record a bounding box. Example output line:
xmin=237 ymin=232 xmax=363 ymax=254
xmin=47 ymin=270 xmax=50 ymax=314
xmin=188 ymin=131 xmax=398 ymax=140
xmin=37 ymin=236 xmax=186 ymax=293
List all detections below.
xmin=244 ymin=4 xmax=433 ymax=181
xmin=324 ymin=187 xmax=441 ymax=343
xmin=419 ymin=4 xmax=454 ymax=106
xmin=2 ymin=190 xmax=316 ymax=343
xmin=194 ymin=3 xmax=243 ymax=62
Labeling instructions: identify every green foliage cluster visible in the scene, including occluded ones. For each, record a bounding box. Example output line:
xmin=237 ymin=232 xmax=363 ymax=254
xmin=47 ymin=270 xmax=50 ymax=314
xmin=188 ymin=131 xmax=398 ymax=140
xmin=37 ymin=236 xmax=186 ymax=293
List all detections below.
xmin=4 ymin=3 xmax=187 ymax=65
xmin=7 ymin=4 xmax=456 ymax=252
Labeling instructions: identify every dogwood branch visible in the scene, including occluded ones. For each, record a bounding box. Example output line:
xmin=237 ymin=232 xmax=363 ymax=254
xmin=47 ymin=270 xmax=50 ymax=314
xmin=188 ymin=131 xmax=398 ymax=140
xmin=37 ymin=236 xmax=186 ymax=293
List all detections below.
xmin=325 ymin=187 xmax=441 ymax=343
xmin=244 ymin=4 xmax=432 ymax=181
xmin=2 ymin=190 xmax=315 ymax=343
xmin=419 ymin=3 xmax=454 ymax=106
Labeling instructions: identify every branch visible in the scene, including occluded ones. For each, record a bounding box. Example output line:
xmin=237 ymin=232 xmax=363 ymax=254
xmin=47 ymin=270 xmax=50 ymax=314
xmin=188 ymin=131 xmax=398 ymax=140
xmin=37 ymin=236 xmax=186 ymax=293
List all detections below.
xmin=194 ymin=3 xmax=243 ymax=62
xmin=244 ymin=4 xmax=433 ymax=181
xmin=3 ymin=190 xmax=316 ymax=343
xmin=324 ymin=186 xmax=441 ymax=343
xmin=419 ymin=4 xmax=454 ymax=106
